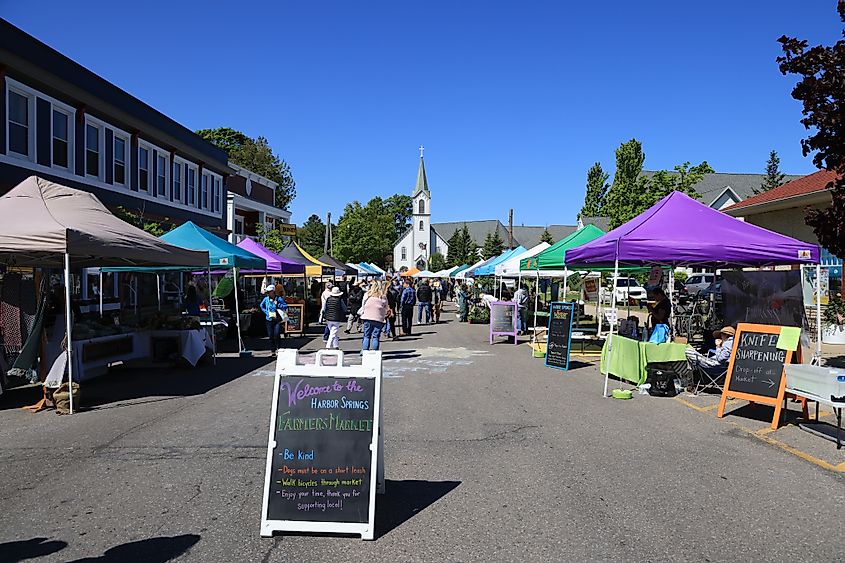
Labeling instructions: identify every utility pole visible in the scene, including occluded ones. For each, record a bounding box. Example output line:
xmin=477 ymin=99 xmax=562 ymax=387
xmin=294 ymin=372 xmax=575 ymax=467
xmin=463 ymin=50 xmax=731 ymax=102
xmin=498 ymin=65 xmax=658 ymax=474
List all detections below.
xmin=508 ymin=209 xmax=514 ymax=249
xmin=325 ymin=212 xmax=331 ymax=255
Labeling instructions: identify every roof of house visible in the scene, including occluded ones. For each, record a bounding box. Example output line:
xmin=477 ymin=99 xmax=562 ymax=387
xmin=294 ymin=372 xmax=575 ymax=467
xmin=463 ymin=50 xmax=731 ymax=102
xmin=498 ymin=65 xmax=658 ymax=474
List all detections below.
xmin=723 ymin=170 xmax=839 ymax=213
xmin=432 ymin=220 xmax=510 ymax=247
xmin=578 ymin=216 xmax=610 ymax=232
xmin=511 ymin=225 xmax=577 ymax=248
xmin=641 ymin=171 xmax=803 ymax=206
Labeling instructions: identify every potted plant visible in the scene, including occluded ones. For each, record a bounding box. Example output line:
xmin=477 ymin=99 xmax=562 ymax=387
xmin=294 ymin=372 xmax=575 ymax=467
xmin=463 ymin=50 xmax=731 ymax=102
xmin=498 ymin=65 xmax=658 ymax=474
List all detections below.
xmin=468 ymin=305 xmax=490 ymax=324
xmin=822 ymin=297 xmax=845 ymax=345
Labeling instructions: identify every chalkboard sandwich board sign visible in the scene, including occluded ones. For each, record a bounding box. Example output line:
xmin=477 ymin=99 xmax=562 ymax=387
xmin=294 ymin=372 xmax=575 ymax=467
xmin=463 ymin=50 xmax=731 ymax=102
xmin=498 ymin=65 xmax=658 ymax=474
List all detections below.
xmin=261 ymin=349 xmax=383 ymax=539
xmin=717 ymin=323 xmax=802 ymax=429
xmin=489 ymin=301 xmax=518 ymax=345
xmin=546 ymin=302 xmax=575 ymax=371
xmin=285 ymin=304 xmax=305 ymax=336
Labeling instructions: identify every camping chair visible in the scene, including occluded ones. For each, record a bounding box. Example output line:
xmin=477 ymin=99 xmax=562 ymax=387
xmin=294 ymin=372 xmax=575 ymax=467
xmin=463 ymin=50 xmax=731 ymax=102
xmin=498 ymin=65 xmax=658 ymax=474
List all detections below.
xmin=690 ymin=356 xmax=727 ymax=395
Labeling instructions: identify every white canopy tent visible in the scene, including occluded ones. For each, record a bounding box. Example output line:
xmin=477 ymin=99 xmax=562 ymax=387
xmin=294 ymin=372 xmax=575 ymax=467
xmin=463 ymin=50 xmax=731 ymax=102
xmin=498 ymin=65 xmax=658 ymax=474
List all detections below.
xmin=413 ymin=270 xmax=437 ymax=278
xmin=455 ymin=258 xmax=486 ymax=280
xmin=0 ymin=176 xmax=210 ymax=414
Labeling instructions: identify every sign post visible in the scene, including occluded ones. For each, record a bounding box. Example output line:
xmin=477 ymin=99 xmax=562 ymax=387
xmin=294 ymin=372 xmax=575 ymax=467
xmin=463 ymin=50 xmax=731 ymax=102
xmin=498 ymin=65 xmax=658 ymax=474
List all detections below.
xmin=489 ymin=301 xmax=518 ymax=344
xmin=717 ymin=323 xmax=801 ymax=429
xmin=545 ymin=302 xmax=574 ymax=370
xmin=261 ymin=349 xmax=383 ymax=539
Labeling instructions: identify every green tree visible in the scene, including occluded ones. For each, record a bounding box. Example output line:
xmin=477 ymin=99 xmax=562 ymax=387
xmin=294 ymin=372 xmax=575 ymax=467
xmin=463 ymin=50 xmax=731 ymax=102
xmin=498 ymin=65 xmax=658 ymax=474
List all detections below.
xmin=603 ymin=139 xmax=648 ymax=229
xmin=334 ymin=197 xmax=395 ymax=266
xmin=754 ymin=150 xmax=787 ymax=194
xmin=384 ymin=194 xmax=413 ymax=242
xmin=579 ymin=162 xmax=609 ymax=218
xmin=646 ymin=161 xmax=712 ymax=202
xmin=297 ymin=214 xmax=327 ymax=257
xmin=446 ymin=225 xmax=478 ymax=267
xmin=428 ymin=252 xmax=447 ymax=272
xmin=196 ymin=127 xmax=296 ymax=209
xmin=255 ymin=223 xmax=287 ymax=254
xmin=779 ymin=4 xmax=845 ymax=259
xmin=540 ymin=228 xmax=554 ymax=244
xmin=115 ymin=206 xmax=166 ymax=237
xmin=481 ymin=230 xmax=504 ymax=259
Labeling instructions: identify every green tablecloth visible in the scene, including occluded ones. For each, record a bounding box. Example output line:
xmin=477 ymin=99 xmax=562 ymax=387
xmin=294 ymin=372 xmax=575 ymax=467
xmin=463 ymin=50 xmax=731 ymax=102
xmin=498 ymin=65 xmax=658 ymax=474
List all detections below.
xmin=600 ymin=335 xmax=688 ymax=385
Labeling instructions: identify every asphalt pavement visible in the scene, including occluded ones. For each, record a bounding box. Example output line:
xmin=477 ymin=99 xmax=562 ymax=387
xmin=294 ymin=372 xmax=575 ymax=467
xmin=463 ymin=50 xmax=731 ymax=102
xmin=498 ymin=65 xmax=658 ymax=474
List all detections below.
xmin=1 ymin=304 xmax=844 ymax=562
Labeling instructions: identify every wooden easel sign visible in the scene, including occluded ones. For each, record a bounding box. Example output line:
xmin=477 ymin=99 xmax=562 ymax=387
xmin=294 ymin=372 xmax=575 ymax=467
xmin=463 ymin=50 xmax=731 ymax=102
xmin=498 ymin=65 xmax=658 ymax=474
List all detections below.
xmin=717 ymin=323 xmax=800 ymax=429
xmin=489 ymin=301 xmax=518 ymax=344
xmin=260 ymin=349 xmax=383 ymax=540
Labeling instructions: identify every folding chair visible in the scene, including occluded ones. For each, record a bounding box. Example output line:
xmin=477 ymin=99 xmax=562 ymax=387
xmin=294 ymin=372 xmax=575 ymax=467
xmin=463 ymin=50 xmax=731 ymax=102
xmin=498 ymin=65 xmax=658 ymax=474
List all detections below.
xmin=691 ymin=357 xmax=727 ymax=395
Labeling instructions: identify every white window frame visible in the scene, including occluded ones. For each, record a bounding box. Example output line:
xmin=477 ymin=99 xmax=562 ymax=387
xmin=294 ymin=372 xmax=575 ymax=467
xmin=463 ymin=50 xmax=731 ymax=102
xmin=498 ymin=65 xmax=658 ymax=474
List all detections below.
xmin=138 ymin=141 xmax=152 ymax=192
xmin=155 ymin=152 xmax=168 ymax=198
xmin=113 ymin=132 xmax=129 ymax=188
xmin=84 ymin=119 xmax=104 ymax=180
xmin=50 ymin=106 xmax=73 ymax=171
xmin=201 ymin=172 xmax=210 ymax=210
xmin=401 ymin=247 xmax=407 ymax=260
xmin=172 ymin=159 xmax=183 ymax=203
xmin=6 ymin=85 xmax=35 ymax=161
xmin=186 ymin=163 xmax=197 ymax=206
xmin=214 ymin=176 xmax=222 ymax=213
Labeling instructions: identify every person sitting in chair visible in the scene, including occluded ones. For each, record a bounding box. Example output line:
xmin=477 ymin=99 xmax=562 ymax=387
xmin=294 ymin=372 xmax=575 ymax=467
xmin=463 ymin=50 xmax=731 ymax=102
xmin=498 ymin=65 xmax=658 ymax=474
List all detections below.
xmin=685 ymin=326 xmax=735 ymax=368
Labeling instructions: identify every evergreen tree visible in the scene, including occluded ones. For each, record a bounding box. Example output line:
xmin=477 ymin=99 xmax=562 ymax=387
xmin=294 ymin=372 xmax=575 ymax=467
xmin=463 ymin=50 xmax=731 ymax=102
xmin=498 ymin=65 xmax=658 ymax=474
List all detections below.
xmin=754 ymin=150 xmax=786 ymax=194
xmin=297 ymin=214 xmax=327 ymax=257
xmin=428 ymin=252 xmax=447 ymax=272
xmin=579 ymin=162 xmax=609 ymax=218
xmin=446 ymin=225 xmax=478 ymax=266
xmin=540 ymin=228 xmax=554 ymax=244
xmin=603 ymin=139 xmax=648 ymax=229
xmin=481 ymin=230 xmax=504 ymax=259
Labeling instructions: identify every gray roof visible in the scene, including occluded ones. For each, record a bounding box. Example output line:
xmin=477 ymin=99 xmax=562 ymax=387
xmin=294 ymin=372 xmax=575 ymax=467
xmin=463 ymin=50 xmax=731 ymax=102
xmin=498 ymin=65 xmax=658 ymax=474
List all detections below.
xmin=579 ymin=216 xmax=610 ymax=232
xmin=641 ymin=171 xmax=804 ymax=205
xmin=432 ymin=220 xmax=578 ymax=248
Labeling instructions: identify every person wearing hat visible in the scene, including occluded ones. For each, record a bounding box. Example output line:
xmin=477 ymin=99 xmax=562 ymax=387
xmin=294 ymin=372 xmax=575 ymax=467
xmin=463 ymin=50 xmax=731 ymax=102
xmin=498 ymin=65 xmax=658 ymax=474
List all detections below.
xmin=685 ymin=325 xmax=736 ymax=368
xmin=260 ymin=284 xmax=288 ymax=355
xmin=322 ymin=286 xmax=348 ymax=349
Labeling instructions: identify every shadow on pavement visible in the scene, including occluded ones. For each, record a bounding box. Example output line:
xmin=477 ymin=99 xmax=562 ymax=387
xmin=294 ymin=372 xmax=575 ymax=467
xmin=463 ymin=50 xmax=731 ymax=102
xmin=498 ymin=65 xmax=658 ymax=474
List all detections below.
xmin=67 ymin=534 xmax=200 ymax=563
xmin=376 ymin=479 xmax=461 ymax=539
xmin=722 ymin=402 xmax=804 ymax=425
xmin=1 ymin=537 xmax=68 ymax=562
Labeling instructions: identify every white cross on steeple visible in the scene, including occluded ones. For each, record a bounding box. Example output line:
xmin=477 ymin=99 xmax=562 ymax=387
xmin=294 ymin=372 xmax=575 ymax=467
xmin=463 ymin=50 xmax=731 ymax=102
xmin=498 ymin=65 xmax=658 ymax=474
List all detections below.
xmin=419 ymin=145 xmax=425 ymax=159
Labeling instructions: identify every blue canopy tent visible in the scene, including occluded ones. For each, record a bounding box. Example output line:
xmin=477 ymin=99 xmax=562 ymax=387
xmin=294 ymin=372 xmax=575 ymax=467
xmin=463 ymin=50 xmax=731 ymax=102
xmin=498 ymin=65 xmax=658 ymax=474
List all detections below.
xmin=473 ymin=246 xmax=525 ymax=277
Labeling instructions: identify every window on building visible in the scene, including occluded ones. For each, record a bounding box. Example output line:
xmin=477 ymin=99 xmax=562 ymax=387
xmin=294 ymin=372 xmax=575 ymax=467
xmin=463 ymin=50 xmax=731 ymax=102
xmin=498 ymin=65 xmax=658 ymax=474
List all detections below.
xmin=173 ymin=162 xmax=182 ymax=202
xmin=187 ymin=167 xmax=196 ymax=205
xmin=419 ymin=220 xmax=424 ymax=231
xmin=419 ymin=200 xmax=425 ymax=214
xmin=51 ymin=110 xmax=69 ymax=168
xmin=214 ymin=177 xmax=221 ymax=212
xmin=114 ymin=137 xmax=126 ymax=186
xmin=402 ymin=247 xmax=408 ymax=260
xmin=156 ymin=154 xmax=167 ymax=196
xmin=138 ymin=147 xmax=149 ymax=191
xmin=85 ymin=124 xmax=100 ymax=177
xmin=8 ymin=90 xmax=29 ymax=157
xmin=234 ymin=216 xmax=244 ymax=235
xmin=201 ymin=174 xmax=209 ymax=209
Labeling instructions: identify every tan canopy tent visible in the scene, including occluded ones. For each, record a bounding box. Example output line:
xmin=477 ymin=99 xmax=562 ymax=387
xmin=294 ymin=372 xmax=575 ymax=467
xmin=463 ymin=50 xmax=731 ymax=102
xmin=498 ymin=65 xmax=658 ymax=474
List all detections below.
xmin=0 ymin=176 xmax=210 ymax=413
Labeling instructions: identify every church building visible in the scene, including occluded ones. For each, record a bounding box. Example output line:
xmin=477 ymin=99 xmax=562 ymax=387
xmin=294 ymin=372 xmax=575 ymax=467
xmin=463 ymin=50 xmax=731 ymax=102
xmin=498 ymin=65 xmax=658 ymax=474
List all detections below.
xmin=392 ymin=149 xmax=448 ymax=272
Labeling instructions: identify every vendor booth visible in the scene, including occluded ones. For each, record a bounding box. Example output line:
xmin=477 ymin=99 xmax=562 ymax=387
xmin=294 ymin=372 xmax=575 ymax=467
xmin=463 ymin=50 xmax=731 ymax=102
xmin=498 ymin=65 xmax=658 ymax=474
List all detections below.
xmin=0 ymin=176 xmax=211 ymax=414
xmin=564 ymin=191 xmax=821 ymax=397
xmin=319 ymin=254 xmax=356 ymax=277
xmin=279 ymin=242 xmax=334 ymax=277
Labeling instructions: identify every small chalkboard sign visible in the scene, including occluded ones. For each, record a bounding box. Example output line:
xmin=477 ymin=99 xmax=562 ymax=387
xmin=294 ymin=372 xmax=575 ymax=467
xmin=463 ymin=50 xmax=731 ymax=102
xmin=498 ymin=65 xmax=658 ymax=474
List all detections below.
xmin=717 ymin=323 xmax=801 ymax=429
xmin=489 ymin=301 xmax=518 ymax=344
xmin=285 ymin=304 xmax=305 ymax=335
xmin=545 ymin=302 xmax=574 ymax=370
xmin=261 ymin=350 xmax=383 ymax=539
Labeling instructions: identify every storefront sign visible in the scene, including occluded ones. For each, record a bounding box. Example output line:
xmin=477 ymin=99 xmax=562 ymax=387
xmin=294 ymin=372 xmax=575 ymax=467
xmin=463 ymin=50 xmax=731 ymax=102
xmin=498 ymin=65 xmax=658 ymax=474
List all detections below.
xmin=285 ymin=304 xmax=305 ymax=335
xmin=546 ymin=302 xmax=574 ymax=371
xmin=717 ymin=323 xmax=801 ymax=429
xmin=489 ymin=301 xmax=518 ymax=344
xmin=279 ymin=223 xmax=297 ymax=236
xmin=261 ymin=350 xmax=383 ymax=539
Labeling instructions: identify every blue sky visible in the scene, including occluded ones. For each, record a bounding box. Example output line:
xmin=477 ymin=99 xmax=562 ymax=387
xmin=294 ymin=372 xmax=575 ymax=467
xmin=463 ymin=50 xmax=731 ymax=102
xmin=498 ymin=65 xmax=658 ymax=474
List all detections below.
xmin=3 ymin=1 xmax=841 ymax=227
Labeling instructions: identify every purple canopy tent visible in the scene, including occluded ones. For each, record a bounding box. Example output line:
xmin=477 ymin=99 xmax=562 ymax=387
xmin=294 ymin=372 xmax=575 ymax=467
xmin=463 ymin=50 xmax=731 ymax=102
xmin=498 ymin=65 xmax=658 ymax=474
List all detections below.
xmin=564 ymin=191 xmax=821 ymax=396
xmin=236 ymin=238 xmax=306 ymax=275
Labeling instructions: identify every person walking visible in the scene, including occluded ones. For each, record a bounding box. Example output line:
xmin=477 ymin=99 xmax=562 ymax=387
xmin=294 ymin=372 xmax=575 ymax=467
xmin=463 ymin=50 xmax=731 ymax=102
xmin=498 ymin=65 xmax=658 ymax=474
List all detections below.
xmin=386 ymin=277 xmax=400 ymax=340
xmin=400 ymin=279 xmax=416 ymax=335
xmin=431 ymin=280 xmax=443 ymax=323
xmin=514 ymin=283 xmax=529 ymax=335
xmin=360 ymin=281 xmax=389 ymax=351
xmin=345 ymin=281 xmax=365 ymax=333
xmin=320 ymin=281 xmax=333 ymax=344
xmin=322 ymin=286 xmax=347 ymax=349
xmin=259 ymin=284 xmax=288 ymax=355
xmin=416 ymin=279 xmax=433 ymax=324
xmin=457 ymin=283 xmax=469 ymax=322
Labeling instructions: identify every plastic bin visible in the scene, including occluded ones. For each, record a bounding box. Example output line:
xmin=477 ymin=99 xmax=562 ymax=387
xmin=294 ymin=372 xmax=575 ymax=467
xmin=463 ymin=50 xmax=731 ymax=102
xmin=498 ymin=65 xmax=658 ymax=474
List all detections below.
xmin=785 ymin=365 xmax=845 ymax=402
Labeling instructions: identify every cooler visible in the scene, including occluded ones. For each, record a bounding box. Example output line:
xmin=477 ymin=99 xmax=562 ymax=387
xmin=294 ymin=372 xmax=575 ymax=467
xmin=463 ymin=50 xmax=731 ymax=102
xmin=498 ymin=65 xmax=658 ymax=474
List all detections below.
xmin=785 ymin=364 xmax=845 ymax=402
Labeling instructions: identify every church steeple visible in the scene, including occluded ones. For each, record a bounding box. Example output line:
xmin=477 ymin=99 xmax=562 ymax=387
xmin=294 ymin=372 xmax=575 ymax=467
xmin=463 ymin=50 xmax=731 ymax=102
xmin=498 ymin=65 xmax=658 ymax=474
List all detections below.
xmin=413 ymin=145 xmax=430 ymax=197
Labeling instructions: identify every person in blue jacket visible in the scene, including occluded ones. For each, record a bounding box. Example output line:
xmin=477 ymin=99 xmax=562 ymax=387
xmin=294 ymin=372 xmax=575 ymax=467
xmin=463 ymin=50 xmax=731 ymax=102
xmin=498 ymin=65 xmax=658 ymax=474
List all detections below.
xmin=260 ymin=284 xmax=288 ymax=355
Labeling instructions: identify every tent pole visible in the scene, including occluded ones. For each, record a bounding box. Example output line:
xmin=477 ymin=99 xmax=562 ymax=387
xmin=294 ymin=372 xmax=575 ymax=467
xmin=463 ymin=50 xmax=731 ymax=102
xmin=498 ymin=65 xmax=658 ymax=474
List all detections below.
xmin=668 ymin=265 xmax=674 ymax=338
xmin=816 ymin=263 xmax=822 ymax=362
xmin=156 ymin=273 xmax=161 ymax=312
xmin=65 ymin=253 xmax=74 ymax=415
xmin=533 ymin=275 xmax=539 ymax=330
xmin=234 ymin=267 xmax=244 ymax=353
xmin=604 ymin=258 xmax=619 ymax=398
xmin=99 ymin=270 xmax=103 ymax=317
xmin=207 ymin=267 xmax=217 ymax=365
xmin=563 ymin=268 xmax=568 ymax=300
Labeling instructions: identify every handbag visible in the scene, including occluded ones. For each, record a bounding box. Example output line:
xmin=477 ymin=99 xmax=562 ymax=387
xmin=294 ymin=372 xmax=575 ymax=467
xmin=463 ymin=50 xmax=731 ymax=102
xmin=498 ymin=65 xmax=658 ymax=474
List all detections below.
xmin=276 ymin=309 xmax=288 ymax=323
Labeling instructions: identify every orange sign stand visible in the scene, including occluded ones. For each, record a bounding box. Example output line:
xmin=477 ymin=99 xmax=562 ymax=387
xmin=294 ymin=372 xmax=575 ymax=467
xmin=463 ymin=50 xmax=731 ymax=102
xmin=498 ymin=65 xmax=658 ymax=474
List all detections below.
xmin=717 ymin=323 xmax=801 ymax=429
